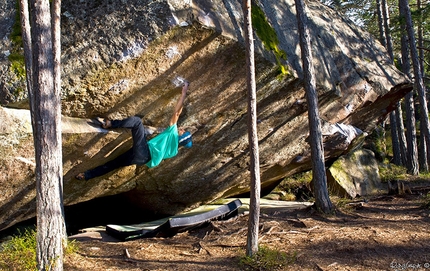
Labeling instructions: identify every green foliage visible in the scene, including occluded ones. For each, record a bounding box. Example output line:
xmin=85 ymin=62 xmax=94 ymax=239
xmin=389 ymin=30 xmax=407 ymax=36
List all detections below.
xmin=277 ymin=171 xmax=313 ymax=201
xmin=379 ymin=163 xmax=408 ymax=182
xmin=9 ymin=52 xmax=26 ymax=80
xmin=419 ymin=171 xmax=430 ymax=179
xmin=365 ymin=126 xmax=387 ymax=162
xmin=251 ymin=4 xmax=288 ymax=76
xmin=8 ymin=2 xmax=26 ymax=81
xmin=421 ymin=192 xmax=430 ymax=209
xmin=10 ymin=17 xmax=23 ymax=49
xmin=240 ymin=246 xmax=296 ymax=271
xmin=0 ymin=229 xmax=37 ymax=271
xmin=0 ymin=228 xmax=78 ymax=271
xmin=333 ymin=197 xmax=351 ymax=209
xmin=280 ymin=171 xmax=313 ymax=187
xmin=278 ymin=171 xmax=313 ymax=190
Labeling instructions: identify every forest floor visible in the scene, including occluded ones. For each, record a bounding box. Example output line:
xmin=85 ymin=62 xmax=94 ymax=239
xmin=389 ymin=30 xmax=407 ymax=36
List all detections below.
xmin=64 ymin=180 xmax=430 ymax=271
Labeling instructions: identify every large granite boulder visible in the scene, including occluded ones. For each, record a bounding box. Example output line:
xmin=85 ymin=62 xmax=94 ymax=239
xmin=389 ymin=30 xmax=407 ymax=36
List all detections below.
xmin=327 ymin=148 xmax=384 ymax=198
xmin=0 ymin=0 xmax=411 ymax=230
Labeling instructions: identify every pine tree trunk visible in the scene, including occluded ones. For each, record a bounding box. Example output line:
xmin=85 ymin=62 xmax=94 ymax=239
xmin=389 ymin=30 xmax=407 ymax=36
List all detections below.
xmin=399 ymin=0 xmax=430 ymax=170
xmin=381 ymin=0 xmax=406 ymax=166
xmin=396 ymin=104 xmax=408 ymax=166
xmin=381 ymin=0 xmax=394 ymax=60
xmin=404 ymin=92 xmax=419 ymax=174
xmin=415 ymin=0 xmax=428 ymax=171
xmin=398 ymin=2 xmax=419 ymax=174
xmin=29 ymin=0 xmax=64 ymax=269
xmin=18 ymin=0 xmax=34 ymax=116
xmin=243 ymin=0 xmax=261 ymax=257
xmin=375 ymin=0 xmax=386 ymax=46
xmin=390 ymin=111 xmax=401 ymax=165
xmin=295 ymin=0 xmax=332 ymax=213
xmin=417 ymin=0 xmax=424 ymax=78
xmin=51 ymin=0 xmax=67 ymax=241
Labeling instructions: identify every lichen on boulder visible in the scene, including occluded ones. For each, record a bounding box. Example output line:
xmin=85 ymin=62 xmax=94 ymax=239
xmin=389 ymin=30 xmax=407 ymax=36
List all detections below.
xmin=327 ymin=149 xmax=384 ymax=198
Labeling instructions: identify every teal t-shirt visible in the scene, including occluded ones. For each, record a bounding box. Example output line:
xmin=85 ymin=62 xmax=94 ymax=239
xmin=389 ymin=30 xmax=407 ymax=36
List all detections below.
xmin=146 ymin=124 xmax=179 ymax=168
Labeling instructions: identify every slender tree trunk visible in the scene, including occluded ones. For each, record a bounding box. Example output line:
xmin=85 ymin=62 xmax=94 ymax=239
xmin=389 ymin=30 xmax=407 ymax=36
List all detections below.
xmin=29 ymin=0 xmax=64 ymax=269
xmin=404 ymin=91 xmax=419 ymax=174
xmin=399 ymin=0 xmax=419 ymax=175
xmin=420 ymin=120 xmax=428 ymax=171
xmin=399 ymin=0 xmax=430 ymax=170
xmin=417 ymin=0 xmax=424 ymax=78
xmin=390 ymin=112 xmax=401 ymax=165
xmin=295 ymin=0 xmax=333 ymax=213
xmin=18 ymin=0 xmax=34 ymax=116
xmin=381 ymin=0 xmax=406 ymax=166
xmin=51 ymin=0 xmax=67 ymax=241
xmin=416 ymin=0 xmax=428 ymax=171
xmin=396 ymin=103 xmax=408 ymax=166
xmin=381 ymin=0 xmax=394 ymax=60
xmin=243 ymin=0 xmax=261 ymax=257
xmin=375 ymin=0 xmax=386 ymax=46
xmin=381 ymin=121 xmax=387 ymax=157
xmin=52 ymin=0 xmax=61 ymax=98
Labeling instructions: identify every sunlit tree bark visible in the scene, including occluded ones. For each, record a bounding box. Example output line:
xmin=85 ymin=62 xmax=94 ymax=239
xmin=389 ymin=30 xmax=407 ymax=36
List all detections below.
xmin=51 ymin=0 xmax=67 ymax=244
xmin=243 ymin=0 xmax=261 ymax=257
xmin=295 ymin=0 xmax=333 ymax=213
xmin=26 ymin=0 xmax=65 ymax=269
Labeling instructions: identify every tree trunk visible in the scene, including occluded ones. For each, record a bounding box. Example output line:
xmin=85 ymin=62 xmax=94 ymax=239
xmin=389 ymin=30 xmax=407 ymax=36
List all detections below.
xmin=51 ymin=0 xmax=67 ymax=241
xmin=420 ymin=121 xmax=429 ymax=171
xmin=375 ymin=0 xmax=386 ymax=46
xmin=399 ymin=0 xmax=430 ymax=170
xmin=417 ymin=0 xmax=424 ymax=79
xmin=381 ymin=0 xmax=394 ymax=60
xmin=396 ymin=104 xmax=408 ymax=166
xmin=404 ymin=91 xmax=419 ymax=174
xmin=399 ymin=1 xmax=419 ymax=175
xmin=381 ymin=0 xmax=405 ymax=166
xmin=380 ymin=0 xmax=406 ymax=168
xmin=295 ymin=0 xmax=333 ymax=213
xmin=29 ymin=0 xmax=65 ymax=269
xmin=18 ymin=0 xmax=34 ymax=116
xmin=415 ymin=0 xmax=428 ymax=172
xmin=390 ymin=111 xmax=401 ymax=165
xmin=243 ymin=0 xmax=261 ymax=257
xmin=52 ymin=0 xmax=61 ymax=102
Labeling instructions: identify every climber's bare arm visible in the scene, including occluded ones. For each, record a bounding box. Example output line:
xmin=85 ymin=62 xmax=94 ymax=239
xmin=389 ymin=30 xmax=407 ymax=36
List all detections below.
xmin=169 ymin=82 xmax=189 ymax=126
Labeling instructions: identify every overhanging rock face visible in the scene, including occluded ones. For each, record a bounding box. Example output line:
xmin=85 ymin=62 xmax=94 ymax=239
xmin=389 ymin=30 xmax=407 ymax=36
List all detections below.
xmin=0 ymin=0 xmax=411 ymax=230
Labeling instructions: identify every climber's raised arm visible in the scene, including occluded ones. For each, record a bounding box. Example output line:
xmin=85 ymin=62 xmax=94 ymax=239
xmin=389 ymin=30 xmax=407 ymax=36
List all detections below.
xmin=169 ymin=81 xmax=189 ymax=126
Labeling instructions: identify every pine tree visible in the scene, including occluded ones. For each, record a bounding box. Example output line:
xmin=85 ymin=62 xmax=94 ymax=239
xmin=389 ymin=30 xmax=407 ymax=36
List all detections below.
xmin=296 ymin=0 xmax=333 ymax=213
xmin=243 ymin=0 xmax=261 ymax=257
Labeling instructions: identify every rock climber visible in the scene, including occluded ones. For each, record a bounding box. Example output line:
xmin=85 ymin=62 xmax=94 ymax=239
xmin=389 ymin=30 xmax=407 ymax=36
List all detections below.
xmin=75 ymin=81 xmax=192 ymax=181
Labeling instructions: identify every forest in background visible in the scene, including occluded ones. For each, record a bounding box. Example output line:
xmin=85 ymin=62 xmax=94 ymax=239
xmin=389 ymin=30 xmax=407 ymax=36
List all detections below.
xmin=326 ymin=0 xmax=430 ymax=174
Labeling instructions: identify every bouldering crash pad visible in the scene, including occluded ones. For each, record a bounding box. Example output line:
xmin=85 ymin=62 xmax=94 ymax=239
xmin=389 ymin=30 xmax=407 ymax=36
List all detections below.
xmin=106 ymin=199 xmax=242 ymax=241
